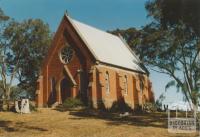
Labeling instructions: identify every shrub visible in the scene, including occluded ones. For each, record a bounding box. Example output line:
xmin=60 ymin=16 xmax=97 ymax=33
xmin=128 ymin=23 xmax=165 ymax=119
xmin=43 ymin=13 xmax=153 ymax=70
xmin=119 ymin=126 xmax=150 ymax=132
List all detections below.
xmin=30 ymin=102 xmax=37 ymax=112
xmin=109 ymin=98 xmax=132 ymax=113
xmin=97 ymin=100 xmax=106 ymax=111
xmin=143 ymin=102 xmax=157 ymax=112
xmin=63 ymin=98 xmax=84 ymax=108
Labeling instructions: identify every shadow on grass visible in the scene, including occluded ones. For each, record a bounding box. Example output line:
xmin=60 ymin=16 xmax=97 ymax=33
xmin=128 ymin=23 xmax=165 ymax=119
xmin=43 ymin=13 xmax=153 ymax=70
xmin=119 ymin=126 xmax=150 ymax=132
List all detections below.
xmin=16 ymin=122 xmax=48 ymax=131
xmin=0 ymin=121 xmax=16 ymax=132
xmin=0 ymin=120 xmax=48 ymax=132
xmin=54 ymin=104 xmax=85 ymax=112
xmin=64 ymin=108 xmax=168 ymax=129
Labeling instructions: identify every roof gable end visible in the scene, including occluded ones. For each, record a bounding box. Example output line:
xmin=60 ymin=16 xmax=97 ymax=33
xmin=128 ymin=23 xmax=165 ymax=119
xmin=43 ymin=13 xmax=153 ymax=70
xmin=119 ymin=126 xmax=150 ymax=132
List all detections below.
xmin=65 ymin=14 xmax=146 ymax=73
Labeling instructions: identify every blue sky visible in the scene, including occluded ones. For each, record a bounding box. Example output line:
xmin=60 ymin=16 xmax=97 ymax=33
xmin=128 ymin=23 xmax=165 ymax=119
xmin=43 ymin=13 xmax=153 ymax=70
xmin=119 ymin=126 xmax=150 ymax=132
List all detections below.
xmin=0 ymin=0 xmax=183 ymax=103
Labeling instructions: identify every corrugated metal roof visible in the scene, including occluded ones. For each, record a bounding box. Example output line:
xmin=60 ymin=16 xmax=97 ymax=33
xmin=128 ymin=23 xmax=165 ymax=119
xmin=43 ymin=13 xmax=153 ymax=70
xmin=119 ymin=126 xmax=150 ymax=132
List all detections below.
xmin=67 ymin=15 xmax=146 ymax=73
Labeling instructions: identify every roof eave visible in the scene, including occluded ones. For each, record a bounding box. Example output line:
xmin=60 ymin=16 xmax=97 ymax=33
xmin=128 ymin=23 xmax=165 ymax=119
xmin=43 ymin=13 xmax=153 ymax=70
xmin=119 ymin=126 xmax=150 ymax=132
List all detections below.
xmin=96 ymin=60 xmax=147 ymax=75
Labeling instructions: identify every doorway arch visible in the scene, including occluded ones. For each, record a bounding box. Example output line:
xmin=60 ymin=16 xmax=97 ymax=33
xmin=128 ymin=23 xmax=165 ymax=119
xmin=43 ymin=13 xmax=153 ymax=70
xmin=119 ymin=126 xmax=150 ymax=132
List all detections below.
xmin=60 ymin=77 xmax=72 ymax=103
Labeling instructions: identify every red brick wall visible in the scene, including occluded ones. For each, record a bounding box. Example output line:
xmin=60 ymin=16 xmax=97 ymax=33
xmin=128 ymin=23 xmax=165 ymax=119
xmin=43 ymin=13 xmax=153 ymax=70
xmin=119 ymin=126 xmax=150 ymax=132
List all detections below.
xmin=36 ymin=15 xmax=155 ymax=108
xmin=36 ymin=15 xmax=94 ymax=107
xmin=89 ymin=65 xmax=154 ymax=109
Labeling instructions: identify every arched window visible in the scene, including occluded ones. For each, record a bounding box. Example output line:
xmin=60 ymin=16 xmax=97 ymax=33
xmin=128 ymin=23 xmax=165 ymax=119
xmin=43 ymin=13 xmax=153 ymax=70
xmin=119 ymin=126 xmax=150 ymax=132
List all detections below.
xmin=140 ymin=80 xmax=144 ymax=93
xmin=105 ymin=71 xmax=110 ymax=93
xmin=124 ymin=75 xmax=128 ymax=95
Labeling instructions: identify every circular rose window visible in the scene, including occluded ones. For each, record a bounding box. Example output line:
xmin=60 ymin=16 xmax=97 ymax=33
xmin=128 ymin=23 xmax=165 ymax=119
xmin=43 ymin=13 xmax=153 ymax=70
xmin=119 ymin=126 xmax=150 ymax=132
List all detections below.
xmin=59 ymin=46 xmax=74 ymax=64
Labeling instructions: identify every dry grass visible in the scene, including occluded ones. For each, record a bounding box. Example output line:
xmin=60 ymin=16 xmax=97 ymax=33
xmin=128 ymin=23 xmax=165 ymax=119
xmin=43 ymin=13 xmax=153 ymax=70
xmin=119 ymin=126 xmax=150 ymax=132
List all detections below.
xmin=0 ymin=108 xmax=198 ymax=137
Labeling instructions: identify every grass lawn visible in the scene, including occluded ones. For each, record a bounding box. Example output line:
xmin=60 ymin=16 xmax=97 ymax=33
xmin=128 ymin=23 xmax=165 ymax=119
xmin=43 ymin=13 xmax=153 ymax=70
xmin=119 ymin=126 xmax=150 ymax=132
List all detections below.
xmin=0 ymin=108 xmax=198 ymax=137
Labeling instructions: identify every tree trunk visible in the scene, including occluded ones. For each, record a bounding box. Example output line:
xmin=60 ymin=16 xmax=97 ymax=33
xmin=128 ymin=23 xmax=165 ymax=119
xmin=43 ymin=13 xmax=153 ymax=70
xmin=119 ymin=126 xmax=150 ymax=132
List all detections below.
xmin=193 ymin=103 xmax=197 ymax=118
xmin=2 ymin=91 xmax=11 ymax=111
xmin=2 ymin=99 xmax=9 ymax=111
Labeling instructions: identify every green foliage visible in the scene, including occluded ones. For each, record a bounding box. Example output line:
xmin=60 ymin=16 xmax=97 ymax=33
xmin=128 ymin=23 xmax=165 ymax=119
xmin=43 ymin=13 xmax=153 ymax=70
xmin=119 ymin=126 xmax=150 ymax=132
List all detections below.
xmin=10 ymin=86 xmax=23 ymax=100
xmin=0 ymin=8 xmax=51 ymax=110
xmin=29 ymin=102 xmax=37 ymax=112
xmin=62 ymin=98 xmax=84 ymax=108
xmin=0 ymin=8 xmax=9 ymax=22
xmin=109 ymin=28 xmax=141 ymax=48
xmin=165 ymin=80 xmax=176 ymax=92
xmin=143 ymin=102 xmax=157 ymax=112
xmin=143 ymin=0 xmax=200 ymax=107
xmin=145 ymin=0 xmax=200 ymax=36
xmin=155 ymin=93 xmax=165 ymax=110
xmin=110 ymin=0 xmax=200 ymax=109
xmin=4 ymin=19 xmax=52 ymax=97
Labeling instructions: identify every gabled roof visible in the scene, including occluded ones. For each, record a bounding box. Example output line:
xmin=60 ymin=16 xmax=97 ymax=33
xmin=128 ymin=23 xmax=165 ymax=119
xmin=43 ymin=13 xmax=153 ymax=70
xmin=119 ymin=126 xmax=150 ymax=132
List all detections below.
xmin=66 ymin=14 xmax=146 ymax=73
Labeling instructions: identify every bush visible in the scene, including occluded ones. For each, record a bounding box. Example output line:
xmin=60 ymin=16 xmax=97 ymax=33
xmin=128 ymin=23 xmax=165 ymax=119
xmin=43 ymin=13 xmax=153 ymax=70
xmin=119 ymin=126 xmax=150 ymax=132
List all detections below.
xmin=109 ymin=98 xmax=132 ymax=113
xmin=97 ymin=100 xmax=106 ymax=111
xmin=63 ymin=98 xmax=84 ymax=108
xmin=30 ymin=102 xmax=37 ymax=112
xmin=143 ymin=102 xmax=157 ymax=112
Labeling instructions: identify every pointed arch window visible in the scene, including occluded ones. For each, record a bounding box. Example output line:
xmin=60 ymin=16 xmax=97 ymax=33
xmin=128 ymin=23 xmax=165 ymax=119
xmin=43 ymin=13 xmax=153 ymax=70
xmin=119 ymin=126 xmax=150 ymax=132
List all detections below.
xmin=124 ymin=75 xmax=128 ymax=95
xmin=105 ymin=71 xmax=110 ymax=93
xmin=140 ymin=80 xmax=144 ymax=93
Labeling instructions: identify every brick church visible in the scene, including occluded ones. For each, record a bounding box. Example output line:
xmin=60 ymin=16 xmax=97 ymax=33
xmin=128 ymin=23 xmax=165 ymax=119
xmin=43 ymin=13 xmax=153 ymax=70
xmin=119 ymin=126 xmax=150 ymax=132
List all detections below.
xmin=36 ymin=13 xmax=154 ymax=109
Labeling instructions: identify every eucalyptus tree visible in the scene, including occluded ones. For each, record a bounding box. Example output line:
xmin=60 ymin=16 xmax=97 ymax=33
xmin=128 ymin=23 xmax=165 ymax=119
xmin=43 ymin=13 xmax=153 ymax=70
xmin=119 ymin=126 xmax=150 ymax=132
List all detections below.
xmin=0 ymin=8 xmax=51 ymax=110
xmin=0 ymin=8 xmax=14 ymax=110
xmin=140 ymin=0 xmax=200 ymax=110
xmin=111 ymin=0 xmax=200 ymax=110
xmin=4 ymin=19 xmax=52 ymax=98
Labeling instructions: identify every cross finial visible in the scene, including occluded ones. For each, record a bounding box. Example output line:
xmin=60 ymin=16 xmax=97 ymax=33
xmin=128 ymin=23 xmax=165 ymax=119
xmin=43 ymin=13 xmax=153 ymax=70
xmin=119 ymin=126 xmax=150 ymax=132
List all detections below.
xmin=65 ymin=10 xmax=69 ymax=16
